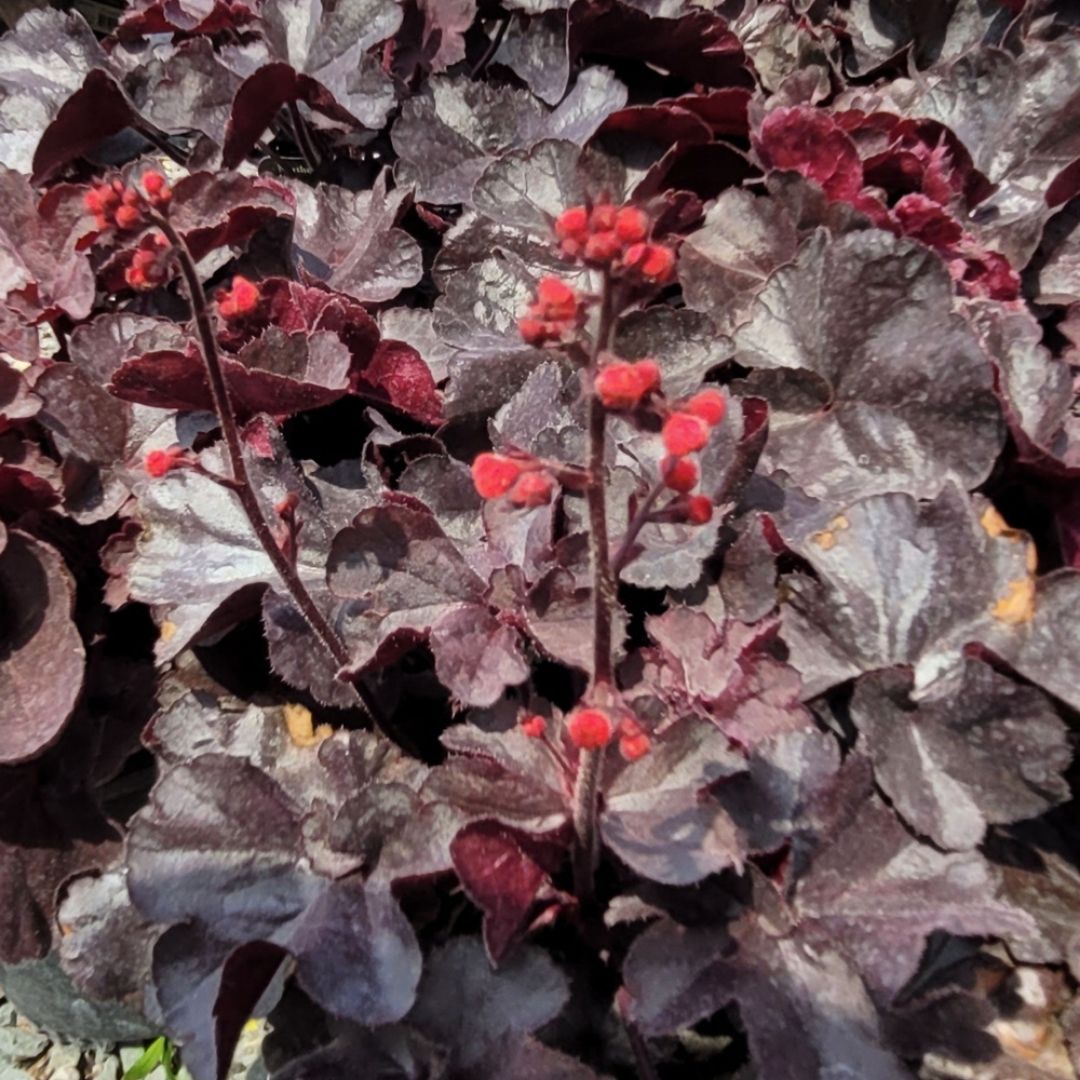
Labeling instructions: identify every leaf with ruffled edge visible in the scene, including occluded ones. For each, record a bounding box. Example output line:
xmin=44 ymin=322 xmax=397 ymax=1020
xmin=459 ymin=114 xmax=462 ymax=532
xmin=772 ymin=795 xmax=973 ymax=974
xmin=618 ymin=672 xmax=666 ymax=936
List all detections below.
xmin=127 ymin=695 xmax=447 ymax=1080
xmin=630 ymin=602 xmax=811 ymax=750
xmin=0 ymin=531 xmax=85 ymax=766
xmin=407 ymin=937 xmax=570 ymax=1078
xmin=328 ymin=501 xmax=531 ymax=706
xmin=733 ymin=229 xmax=1004 ymax=505
xmin=221 ymin=0 xmax=402 ymax=167
xmin=392 ymin=68 xmax=626 ymax=206
xmin=288 ymin=171 xmax=423 ymax=304
xmin=624 ymin=774 xmax=1036 ymax=1076
xmin=850 ymin=660 xmax=1071 ymax=851
xmin=778 ymin=483 xmax=1080 ymax=714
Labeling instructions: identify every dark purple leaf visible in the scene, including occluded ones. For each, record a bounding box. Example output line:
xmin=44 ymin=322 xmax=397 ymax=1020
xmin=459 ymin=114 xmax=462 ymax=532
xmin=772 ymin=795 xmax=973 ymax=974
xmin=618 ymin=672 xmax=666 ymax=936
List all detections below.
xmin=677 ymin=187 xmax=798 ymax=334
xmin=110 ymin=327 xmax=353 ymax=417
xmin=600 ymin=717 xmax=747 ymax=885
xmin=392 ymin=69 xmax=626 ymax=205
xmin=123 ymin=419 xmax=340 ymax=660
xmin=430 ymin=605 xmax=531 ymax=708
xmin=408 ymin=937 xmax=569 ymax=1078
xmin=428 ymin=724 xmax=568 ymax=834
xmin=796 ymin=787 xmax=1036 ymax=1000
xmin=0 ymin=532 xmax=84 ymax=765
xmin=450 ymin=821 xmax=562 ymax=963
xmin=873 ymin=38 xmax=1080 ymax=266
xmin=631 ymin=603 xmax=811 ymax=748
xmin=778 ymin=485 xmax=1034 ymax=699
xmin=125 ymin=38 xmax=245 ymax=149
xmin=168 ymin=170 xmax=295 ymax=261
xmin=734 ymin=229 xmax=1004 ymax=504
xmin=117 ymin=0 xmax=256 ymax=38
xmin=289 ymin=171 xmax=422 ymax=304
xmin=0 ymin=168 xmax=94 ymax=326
xmin=966 ymin=299 xmax=1078 ymax=470
xmin=841 ymin=0 xmax=1008 ymax=76
xmin=328 ymin=502 xmax=488 ymax=675
xmin=850 ymin=660 xmax=1071 ymax=850
xmin=221 ymin=0 xmax=401 ymax=166
xmin=56 ymin=870 xmax=157 ymax=1011
xmin=127 ymin=699 xmax=432 ymax=1078
xmin=32 ymin=69 xmax=136 ymax=184
xmin=623 ymin=909 xmax=910 ymax=1080
xmin=493 ymin=11 xmax=571 ymax=106
xmin=0 ymin=9 xmax=109 ymax=175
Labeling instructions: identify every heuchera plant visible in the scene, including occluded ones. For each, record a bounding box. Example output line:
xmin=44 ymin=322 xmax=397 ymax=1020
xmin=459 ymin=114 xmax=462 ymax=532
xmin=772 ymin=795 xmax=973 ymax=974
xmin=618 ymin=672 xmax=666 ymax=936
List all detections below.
xmin=2 ymin=1 xmax=1080 ymax=1079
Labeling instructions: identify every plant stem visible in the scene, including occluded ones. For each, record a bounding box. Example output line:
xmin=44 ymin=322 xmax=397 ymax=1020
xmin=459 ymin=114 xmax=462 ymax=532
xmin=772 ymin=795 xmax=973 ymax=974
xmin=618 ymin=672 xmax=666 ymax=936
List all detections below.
xmin=152 ymin=214 xmax=389 ymax=734
xmin=572 ymin=273 xmax=618 ymax=901
xmin=471 ymin=13 xmax=511 ymax=78
xmin=287 ymin=100 xmax=322 ymax=172
xmin=622 ymin=1015 xmax=660 ymax=1080
xmin=611 ymin=478 xmax=665 ymax=576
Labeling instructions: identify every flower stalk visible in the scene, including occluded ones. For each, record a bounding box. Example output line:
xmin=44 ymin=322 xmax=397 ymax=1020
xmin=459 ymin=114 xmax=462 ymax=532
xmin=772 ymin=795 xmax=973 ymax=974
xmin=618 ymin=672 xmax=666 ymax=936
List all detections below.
xmin=150 ymin=212 xmax=390 ymax=736
xmin=572 ymin=272 xmax=618 ymax=900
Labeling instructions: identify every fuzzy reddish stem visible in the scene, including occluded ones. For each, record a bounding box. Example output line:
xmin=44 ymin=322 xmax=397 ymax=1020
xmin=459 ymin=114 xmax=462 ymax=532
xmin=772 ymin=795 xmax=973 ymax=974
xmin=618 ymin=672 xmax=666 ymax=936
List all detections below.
xmin=152 ymin=213 xmax=388 ymax=735
xmin=572 ymin=272 xmax=619 ymax=900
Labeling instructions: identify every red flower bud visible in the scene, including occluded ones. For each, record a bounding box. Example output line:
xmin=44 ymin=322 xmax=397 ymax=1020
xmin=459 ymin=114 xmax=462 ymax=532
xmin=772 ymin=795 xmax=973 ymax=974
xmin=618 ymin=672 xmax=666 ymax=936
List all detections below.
xmin=686 ymin=495 xmax=713 ymax=525
xmin=142 ymin=170 xmax=166 ymax=195
xmin=634 ymin=359 xmax=661 ymax=395
xmin=125 ymin=264 xmax=152 ymax=291
xmin=114 ymin=204 xmax=143 ymax=230
xmin=507 ymin=470 xmax=554 ymax=508
xmin=624 ymin=242 xmax=676 ymax=283
xmin=144 ymin=447 xmax=183 ymax=478
xmin=536 ymin=276 xmax=579 ymax=319
xmin=471 ymin=452 xmax=522 ymax=499
xmin=275 ymin=491 xmax=300 ymax=517
xmin=218 ymin=275 xmax=261 ymax=319
xmin=559 ymin=237 xmax=584 ymax=259
xmin=684 ymin=388 xmax=727 ymax=427
xmin=662 ymin=411 xmax=710 ymax=456
xmin=584 ymin=230 xmax=621 ymax=264
xmin=615 ymin=206 xmax=649 ymax=244
xmin=520 ymin=714 xmax=547 ymax=738
xmin=595 ymin=360 xmax=657 ymax=410
xmin=555 ymin=205 xmax=589 ymax=240
xmin=662 ymin=454 xmax=699 ymax=493
xmin=567 ymin=707 xmax=613 ymax=750
xmin=617 ymin=714 xmax=643 ymax=739
xmin=619 ymin=732 xmax=651 ymax=761
xmin=590 ymin=203 xmax=617 ymax=231
xmin=518 ymin=316 xmax=552 ymax=345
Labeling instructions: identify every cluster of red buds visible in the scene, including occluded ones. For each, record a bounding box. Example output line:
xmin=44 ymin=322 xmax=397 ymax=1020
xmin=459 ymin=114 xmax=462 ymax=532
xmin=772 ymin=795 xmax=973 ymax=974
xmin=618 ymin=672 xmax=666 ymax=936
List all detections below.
xmin=84 ymin=170 xmax=172 ymax=233
xmin=518 ymin=277 xmax=585 ymax=347
xmin=593 ymin=359 xmax=726 ymax=524
xmin=217 ymin=275 xmax=262 ymax=321
xmin=554 ymin=201 xmax=676 ymax=284
xmin=471 ymin=452 xmax=555 ymax=508
xmin=125 ymin=232 xmax=172 ymax=291
xmin=519 ymin=705 xmax=651 ymax=761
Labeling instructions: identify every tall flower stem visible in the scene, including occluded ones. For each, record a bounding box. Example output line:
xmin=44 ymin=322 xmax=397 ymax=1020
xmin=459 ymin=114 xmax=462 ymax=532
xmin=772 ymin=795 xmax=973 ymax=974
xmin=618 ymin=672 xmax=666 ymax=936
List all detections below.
xmin=572 ymin=273 xmax=618 ymax=900
xmin=153 ymin=214 xmax=389 ymax=735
